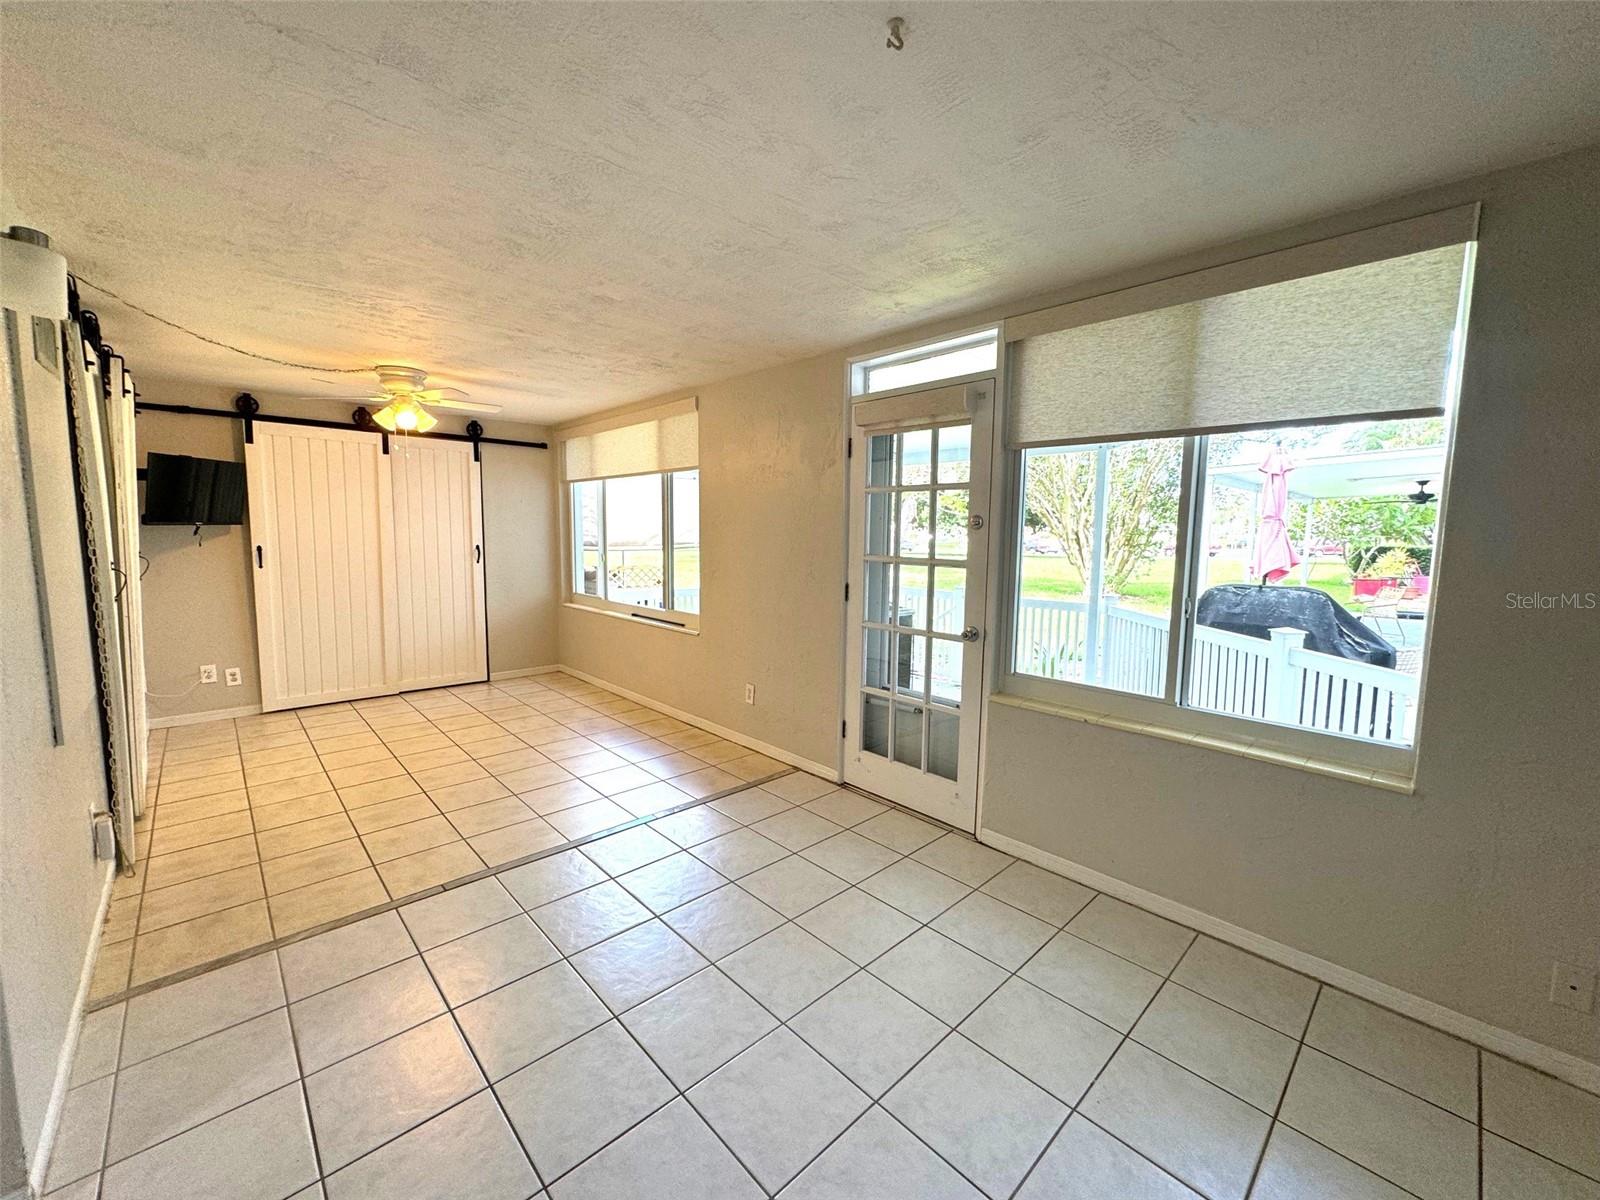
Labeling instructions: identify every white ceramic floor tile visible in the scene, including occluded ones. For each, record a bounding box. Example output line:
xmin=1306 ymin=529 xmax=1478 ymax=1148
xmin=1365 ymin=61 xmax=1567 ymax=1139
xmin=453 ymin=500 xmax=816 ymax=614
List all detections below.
xmin=1016 ymin=1114 xmax=1203 ymax=1200
xmin=911 ymin=834 xmax=1014 ymax=888
xmin=689 ymin=1028 xmax=870 ymax=1192
xmin=795 ymin=888 xmax=919 ymax=966
xmin=1169 ymin=935 xmax=1319 ymax=1037
xmin=661 ymin=884 xmax=785 ymax=960
xmin=719 ymin=925 xmax=856 ymax=1020
xmin=855 ymin=810 xmax=946 ymax=855
xmin=688 ymin=827 xmax=789 ymax=879
xmin=1482 ymin=1053 xmax=1600 ymax=1180
xmin=397 ymin=878 xmax=520 ymax=951
xmin=44 ymin=1075 xmax=114 ymax=1192
xmin=932 ymin=891 xmax=1055 ymax=971
xmin=570 ymin=919 xmax=709 ymax=1012
xmin=1250 ymin=1123 xmax=1415 ymax=1200
xmin=789 ymin=971 xmax=949 ymax=1098
xmin=499 ymin=847 xmax=609 ymax=909
xmin=456 ymin=960 xmax=612 ymax=1081
xmin=290 ymin=957 xmax=445 ymax=1072
xmin=884 ymin=1034 xmax=1068 ymax=1200
xmin=304 ymin=1015 xmax=483 ymax=1172
xmin=422 ymin=914 xmax=561 ymax=1005
xmin=800 ymin=830 xmax=903 ymax=883
xmin=1066 ymin=894 xmax=1195 ymax=974
xmin=869 ymin=928 xmax=1008 ymax=1025
xmin=1278 ymin=1046 xmax=1478 ymax=1200
xmin=1079 ymin=1040 xmax=1271 ymax=1200
xmin=119 ymin=951 xmax=285 ymax=1066
xmin=278 ymin=912 xmax=416 ymax=1003
xmin=1132 ymin=981 xmax=1299 ymax=1111
xmin=581 ymin=825 xmax=678 ymax=876
xmin=323 ymin=1090 xmax=538 ymax=1200
xmin=531 ymin=881 xmax=654 ymax=955
xmin=780 ymin=1106 xmax=983 ymax=1200
xmin=738 ymin=855 xmax=848 ymax=917
xmin=858 ymin=858 xmax=972 ymax=922
xmin=1482 ymin=1131 xmax=1600 ymax=1200
xmin=546 ymin=1097 xmax=763 ymax=1200
xmin=496 ymin=1020 xmax=675 ymax=1181
xmin=979 ymin=861 xmax=1095 ymax=927
xmin=100 ymin=1084 xmax=317 ymax=1200
xmin=615 ymin=851 xmax=726 ymax=913
xmin=620 ymin=966 xmax=778 ymax=1087
xmin=959 ymin=977 xmax=1122 ymax=1106
xmin=1018 ymin=930 xmax=1163 ymax=1032
xmin=1306 ymin=989 xmax=1478 ymax=1118
xmin=70 ymin=1003 xmax=125 ymax=1087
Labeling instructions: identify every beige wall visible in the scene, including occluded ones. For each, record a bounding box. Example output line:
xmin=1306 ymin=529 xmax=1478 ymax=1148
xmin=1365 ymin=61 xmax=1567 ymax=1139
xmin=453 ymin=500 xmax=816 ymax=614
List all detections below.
xmin=2 ymin=312 xmax=114 ymax=1186
xmin=133 ymin=379 xmax=558 ymax=719
xmin=556 ymin=147 xmax=1600 ymax=1068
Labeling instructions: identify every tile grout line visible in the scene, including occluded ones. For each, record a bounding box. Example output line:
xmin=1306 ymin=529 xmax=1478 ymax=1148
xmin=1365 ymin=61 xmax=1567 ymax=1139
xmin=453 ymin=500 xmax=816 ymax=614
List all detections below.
xmin=1239 ymin=981 xmax=1321 ymax=1200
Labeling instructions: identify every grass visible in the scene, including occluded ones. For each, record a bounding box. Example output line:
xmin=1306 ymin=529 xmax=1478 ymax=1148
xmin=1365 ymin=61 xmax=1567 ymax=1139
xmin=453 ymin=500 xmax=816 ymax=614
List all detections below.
xmin=1017 ymin=552 xmax=1357 ymax=614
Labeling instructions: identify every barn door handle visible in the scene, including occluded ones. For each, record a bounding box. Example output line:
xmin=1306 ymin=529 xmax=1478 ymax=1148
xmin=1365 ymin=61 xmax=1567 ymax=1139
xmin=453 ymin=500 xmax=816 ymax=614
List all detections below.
xmin=255 ymin=545 xmax=263 ymax=568
xmin=475 ymin=544 xmax=482 ymax=564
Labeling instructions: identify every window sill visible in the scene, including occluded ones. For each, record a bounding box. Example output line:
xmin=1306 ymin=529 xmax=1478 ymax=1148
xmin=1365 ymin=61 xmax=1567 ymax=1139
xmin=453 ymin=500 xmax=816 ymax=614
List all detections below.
xmin=562 ymin=601 xmax=700 ymax=636
xmin=987 ymin=692 xmax=1416 ymax=794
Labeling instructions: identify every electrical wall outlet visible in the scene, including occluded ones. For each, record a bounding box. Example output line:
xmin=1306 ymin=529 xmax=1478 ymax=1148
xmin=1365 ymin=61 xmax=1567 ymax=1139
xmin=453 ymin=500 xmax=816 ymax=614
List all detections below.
xmin=1550 ymin=961 xmax=1596 ymax=1013
xmin=225 ymin=667 xmax=243 ymax=687
xmin=199 ymin=664 xmax=218 ymax=684
xmin=744 ymin=683 xmax=756 ymax=705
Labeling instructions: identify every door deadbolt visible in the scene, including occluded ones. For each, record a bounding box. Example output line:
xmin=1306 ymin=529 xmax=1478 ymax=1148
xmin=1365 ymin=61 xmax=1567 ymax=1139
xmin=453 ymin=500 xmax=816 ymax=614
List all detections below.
xmin=967 ymin=514 xmax=984 ymax=530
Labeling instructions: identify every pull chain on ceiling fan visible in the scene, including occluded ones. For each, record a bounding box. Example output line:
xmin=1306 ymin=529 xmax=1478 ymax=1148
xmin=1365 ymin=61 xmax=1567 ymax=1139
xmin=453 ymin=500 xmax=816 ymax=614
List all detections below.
xmin=293 ymin=365 xmax=501 ymax=434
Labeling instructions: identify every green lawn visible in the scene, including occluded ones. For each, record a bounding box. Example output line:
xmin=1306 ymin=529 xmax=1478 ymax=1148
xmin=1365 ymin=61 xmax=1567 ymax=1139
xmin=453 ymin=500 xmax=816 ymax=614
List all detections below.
xmin=1018 ymin=552 xmax=1357 ymax=614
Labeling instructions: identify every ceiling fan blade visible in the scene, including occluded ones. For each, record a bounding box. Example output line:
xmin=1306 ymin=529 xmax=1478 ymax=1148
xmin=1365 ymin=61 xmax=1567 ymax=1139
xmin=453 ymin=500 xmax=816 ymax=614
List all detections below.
xmin=422 ymin=397 xmax=503 ymax=414
xmin=414 ymin=386 xmax=468 ymax=401
xmin=289 ymin=394 xmax=383 ymax=403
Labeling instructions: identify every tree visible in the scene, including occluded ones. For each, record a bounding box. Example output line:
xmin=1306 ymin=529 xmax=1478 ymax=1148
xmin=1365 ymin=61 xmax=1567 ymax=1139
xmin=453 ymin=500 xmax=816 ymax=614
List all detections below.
xmin=1023 ymin=442 xmax=1182 ymax=593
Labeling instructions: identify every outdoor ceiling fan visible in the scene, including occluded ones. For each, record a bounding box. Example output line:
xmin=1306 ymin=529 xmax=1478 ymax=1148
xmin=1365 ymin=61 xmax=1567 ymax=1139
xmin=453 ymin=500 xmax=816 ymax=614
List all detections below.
xmin=296 ymin=365 xmax=501 ymax=433
xmin=1408 ymin=479 xmax=1437 ymax=504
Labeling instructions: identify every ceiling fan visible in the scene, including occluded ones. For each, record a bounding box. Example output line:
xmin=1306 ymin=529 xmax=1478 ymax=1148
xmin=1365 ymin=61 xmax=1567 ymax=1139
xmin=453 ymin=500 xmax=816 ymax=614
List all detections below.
xmin=1408 ymin=479 xmax=1437 ymax=504
xmin=296 ymin=365 xmax=501 ymax=433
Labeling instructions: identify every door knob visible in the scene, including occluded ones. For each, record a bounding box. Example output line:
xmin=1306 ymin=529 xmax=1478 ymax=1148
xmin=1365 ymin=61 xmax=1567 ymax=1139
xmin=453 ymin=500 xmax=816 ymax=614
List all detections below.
xmin=961 ymin=626 xmax=981 ymax=642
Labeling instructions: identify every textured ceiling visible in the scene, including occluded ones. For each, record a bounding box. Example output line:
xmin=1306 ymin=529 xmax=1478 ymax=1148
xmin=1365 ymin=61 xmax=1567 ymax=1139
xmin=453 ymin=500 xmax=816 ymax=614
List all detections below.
xmin=4 ymin=2 xmax=1599 ymax=423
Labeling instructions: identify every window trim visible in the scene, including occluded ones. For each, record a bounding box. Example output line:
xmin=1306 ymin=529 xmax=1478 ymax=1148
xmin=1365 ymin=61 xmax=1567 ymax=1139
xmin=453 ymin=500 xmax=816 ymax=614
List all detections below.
xmin=999 ymin=420 xmax=1449 ymax=775
xmin=566 ymin=469 xmax=701 ymax=631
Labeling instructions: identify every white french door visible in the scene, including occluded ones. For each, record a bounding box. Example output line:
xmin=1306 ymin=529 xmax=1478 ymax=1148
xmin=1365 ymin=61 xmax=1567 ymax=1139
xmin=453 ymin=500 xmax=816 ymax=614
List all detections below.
xmin=844 ymin=379 xmax=995 ymax=831
xmin=389 ymin=437 xmax=487 ymax=691
xmin=247 ymin=424 xmax=398 ymax=711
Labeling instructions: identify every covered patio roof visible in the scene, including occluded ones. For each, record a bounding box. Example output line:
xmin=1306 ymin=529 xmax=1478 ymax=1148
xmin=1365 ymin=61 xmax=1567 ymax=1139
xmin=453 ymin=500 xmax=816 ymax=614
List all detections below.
xmin=1210 ymin=446 xmax=1446 ymax=501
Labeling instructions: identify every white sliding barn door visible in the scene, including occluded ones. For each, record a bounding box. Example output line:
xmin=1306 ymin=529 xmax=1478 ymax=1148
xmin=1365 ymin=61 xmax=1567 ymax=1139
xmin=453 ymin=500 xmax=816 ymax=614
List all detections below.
xmin=389 ymin=437 xmax=487 ymax=691
xmin=247 ymin=424 xmax=397 ymax=711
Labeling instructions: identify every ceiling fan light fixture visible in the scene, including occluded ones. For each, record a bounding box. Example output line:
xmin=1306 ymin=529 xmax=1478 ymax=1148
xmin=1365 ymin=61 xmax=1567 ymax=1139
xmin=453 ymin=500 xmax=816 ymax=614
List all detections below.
xmin=370 ymin=397 xmax=437 ymax=434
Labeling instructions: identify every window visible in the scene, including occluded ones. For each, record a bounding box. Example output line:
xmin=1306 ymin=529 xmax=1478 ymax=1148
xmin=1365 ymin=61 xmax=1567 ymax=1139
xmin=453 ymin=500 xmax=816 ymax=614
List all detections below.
xmin=1003 ymin=215 xmax=1476 ymax=762
xmin=568 ymin=470 xmax=700 ymax=625
xmin=562 ymin=398 xmax=700 ymax=627
xmin=851 ymin=328 xmax=998 ymax=397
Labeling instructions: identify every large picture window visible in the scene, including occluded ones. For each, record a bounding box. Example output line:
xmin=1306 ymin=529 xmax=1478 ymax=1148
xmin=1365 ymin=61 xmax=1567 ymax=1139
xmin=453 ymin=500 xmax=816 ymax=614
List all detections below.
xmin=1003 ymin=214 xmax=1476 ymax=763
xmin=563 ymin=399 xmax=700 ymax=628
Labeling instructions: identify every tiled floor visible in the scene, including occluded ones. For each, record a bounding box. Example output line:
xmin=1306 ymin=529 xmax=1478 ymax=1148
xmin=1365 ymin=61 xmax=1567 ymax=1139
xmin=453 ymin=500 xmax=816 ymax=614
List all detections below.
xmin=50 ymin=769 xmax=1600 ymax=1199
xmin=94 ymin=673 xmax=788 ymax=999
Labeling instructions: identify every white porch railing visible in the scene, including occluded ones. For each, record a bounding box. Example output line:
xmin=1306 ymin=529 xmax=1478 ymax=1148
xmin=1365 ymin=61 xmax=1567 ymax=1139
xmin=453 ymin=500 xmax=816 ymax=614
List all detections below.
xmin=1013 ymin=596 xmax=1419 ymax=746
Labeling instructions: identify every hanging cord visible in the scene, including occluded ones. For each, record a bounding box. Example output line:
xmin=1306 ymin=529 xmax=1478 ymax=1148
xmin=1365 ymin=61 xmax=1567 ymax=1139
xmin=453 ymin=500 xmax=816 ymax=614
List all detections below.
xmin=74 ymin=275 xmax=368 ymax=373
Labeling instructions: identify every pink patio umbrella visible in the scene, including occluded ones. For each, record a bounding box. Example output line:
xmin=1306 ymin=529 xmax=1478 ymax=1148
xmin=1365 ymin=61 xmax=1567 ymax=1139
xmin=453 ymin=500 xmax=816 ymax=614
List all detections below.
xmin=1249 ymin=447 xmax=1301 ymax=584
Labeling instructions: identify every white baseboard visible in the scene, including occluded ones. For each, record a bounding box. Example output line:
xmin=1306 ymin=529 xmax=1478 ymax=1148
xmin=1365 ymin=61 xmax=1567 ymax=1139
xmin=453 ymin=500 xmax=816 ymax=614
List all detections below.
xmin=490 ymin=665 xmax=562 ymax=681
xmin=552 ymin=665 xmax=841 ymax=782
xmin=980 ymin=829 xmax=1600 ymax=1097
xmin=148 ymin=703 xmax=263 ymax=729
xmin=29 ymin=861 xmax=116 ymax=1195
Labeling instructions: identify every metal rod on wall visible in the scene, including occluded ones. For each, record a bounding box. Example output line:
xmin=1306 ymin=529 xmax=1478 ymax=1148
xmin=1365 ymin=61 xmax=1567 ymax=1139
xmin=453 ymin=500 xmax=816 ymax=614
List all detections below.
xmin=131 ymin=396 xmax=549 ymax=451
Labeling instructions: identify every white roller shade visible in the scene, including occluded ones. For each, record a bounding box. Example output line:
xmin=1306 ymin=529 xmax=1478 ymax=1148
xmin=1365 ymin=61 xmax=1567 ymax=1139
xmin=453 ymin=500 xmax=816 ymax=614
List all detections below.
xmin=562 ymin=397 xmax=698 ymax=481
xmin=1009 ymin=208 xmax=1477 ymax=448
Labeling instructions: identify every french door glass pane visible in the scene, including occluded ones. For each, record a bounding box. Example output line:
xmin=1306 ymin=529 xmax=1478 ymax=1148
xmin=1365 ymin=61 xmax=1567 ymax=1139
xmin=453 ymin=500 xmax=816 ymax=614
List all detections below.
xmin=862 ymin=694 xmax=890 ymax=758
xmin=931 ymin=567 xmax=964 ymax=635
xmin=670 ymin=470 xmax=700 ymax=613
xmin=604 ymin=474 xmax=666 ymax=609
xmin=898 ymin=493 xmax=931 ymax=558
xmin=865 ymin=561 xmax=895 ymax=625
xmin=896 ymin=564 xmax=927 ymax=629
xmin=573 ymin=480 xmax=603 ymax=597
xmin=866 ymin=492 xmax=894 ymax=556
xmin=864 ymin=628 xmax=893 ymax=691
xmin=895 ymin=633 xmax=927 ymax=696
xmin=868 ymin=434 xmax=897 ymax=487
xmin=900 ymin=430 xmax=932 ymax=485
xmin=1014 ymin=439 xmax=1183 ymax=697
xmin=892 ymin=702 xmax=924 ymax=767
xmin=935 ymin=489 xmax=969 ymax=559
xmin=930 ymin=640 xmax=962 ymax=706
xmin=928 ymin=709 xmax=959 ymax=779
xmin=937 ymin=425 xmax=972 ymax=484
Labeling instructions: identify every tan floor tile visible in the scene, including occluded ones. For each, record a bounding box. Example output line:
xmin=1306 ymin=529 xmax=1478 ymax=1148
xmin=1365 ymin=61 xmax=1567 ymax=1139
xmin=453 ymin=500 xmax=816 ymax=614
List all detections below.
xmin=144 ymin=835 xmax=261 ymax=891
xmin=89 ymin=938 xmax=134 ymax=1002
xmin=467 ymin=819 xmax=565 ymax=867
xmin=674 ymin=767 xmax=745 ymax=799
xmin=164 ymin=742 xmax=244 ymax=766
xmin=349 ymin=794 xmax=442 ymax=834
xmin=446 ymin=796 xmax=538 ymax=838
xmin=521 ymin=778 xmax=604 ymax=815
xmin=111 ymin=859 xmax=146 ymax=900
xmin=384 ymin=731 xmax=455 ymax=754
xmin=139 ymin=864 xmax=265 ymax=933
xmin=326 ymin=758 xmax=408 ymax=788
xmin=244 ymin=756 xmax=325 ymax=786
xmin=377 ymin=842 xmax=485 ymax=899
xmin=339 ymin=775 xmax=424 ymax=810
xmin=237 ymin=729 xmax=313 ymax=752
xmin=253 ymin=792 xmax=344 ymax=831
xmin=249 ymin=773 xmax=335 ymax=806
xmin=155 ymin=790 xmax=249 ymax=828
xmin=427 ymin=776 xmax=513 ymax=812
xmin=396 ymin=745 xmax=473 ymax=772
xmin=257 ymin=813 xmax=359 ymax=860
xmin=660 ymin=727 xmax=719 ymax=751
xmin=412 ymin=761 xmax=491 ymax=791
xmin=263 ymin=839 xmax=372 ymax=895
xmin=317 ymin=743 xmax=398 ymax=771
xmin=637 ymin=751 xmax=710 ymax=780
xmin=160 ymin=753 xmax=243 ymax=783
xmin=241 ymin=741 xmax=318 ymax=768
xmin=494 ymin=763 xmax=573 ymax=793
xmin=312 ymin=731 xmax=383 ymax=753
xmin=130 ymin=901 xmax=272 ymax=985
xmin=529 ymin=734 xmax=601 ymax=758
xmin=361 ymin=816 xmax=463 ymax=864
xmin=159 ymin=770 xmax=246 ymax=803
xmin=269 ymin=869 xmax=390 ymax=938
xmin=104 ymin=896 xmax=139 ymax=944
xmin=721 ymin=752 xmax=787 ymax=782
xmin=149 ymin=811 xmax=255 ymax=857
xmin=457 ymin=732 xmax=525 ymax=756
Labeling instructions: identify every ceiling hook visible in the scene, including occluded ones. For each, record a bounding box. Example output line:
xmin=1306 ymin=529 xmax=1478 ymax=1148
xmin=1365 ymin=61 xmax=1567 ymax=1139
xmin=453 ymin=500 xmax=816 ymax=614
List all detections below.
xmin=886 ymin=16 xmax=906 ymax=50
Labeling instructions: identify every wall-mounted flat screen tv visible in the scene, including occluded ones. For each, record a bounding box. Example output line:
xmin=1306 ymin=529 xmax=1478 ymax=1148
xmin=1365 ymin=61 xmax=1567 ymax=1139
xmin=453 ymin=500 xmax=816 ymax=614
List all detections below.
xmin=142 ymin=453 xmax=246 ymax=525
